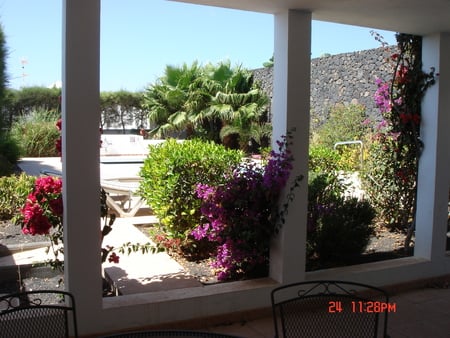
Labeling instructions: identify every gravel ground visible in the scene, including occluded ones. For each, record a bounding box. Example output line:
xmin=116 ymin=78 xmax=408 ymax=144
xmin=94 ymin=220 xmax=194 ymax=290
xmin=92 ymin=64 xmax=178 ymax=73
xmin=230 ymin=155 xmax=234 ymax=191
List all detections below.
xmin=0 ymin=221 xmax=49 ymax=257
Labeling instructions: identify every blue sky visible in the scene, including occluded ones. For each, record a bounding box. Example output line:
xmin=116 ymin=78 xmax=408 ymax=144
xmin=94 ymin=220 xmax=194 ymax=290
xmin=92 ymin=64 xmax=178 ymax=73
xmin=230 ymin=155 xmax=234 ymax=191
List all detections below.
xmin=0 ymin=0 xmax=396 ymax=92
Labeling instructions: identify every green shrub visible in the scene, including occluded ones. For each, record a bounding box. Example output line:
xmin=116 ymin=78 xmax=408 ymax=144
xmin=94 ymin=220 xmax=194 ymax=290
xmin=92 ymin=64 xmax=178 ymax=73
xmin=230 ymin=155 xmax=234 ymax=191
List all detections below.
xmin=312 ymin=103 xmax=367 ymax=149
xmin=0 ymin=154 xmax=13 ymax=176
xmin=139 ymin=139 xmax=243 ymax=246
xmin=0 ymin=132 xmax=20 ymax=163
xmin=309 ymin=145 xmax=341 ymax=173
xmin=0 ymin=132 xmax=21 ymax=176
xmin=10 ymin=110 xmax=60 ymax=157
xmin=0 ymin=173 xmax=36 ymax=220
xmin=310 ymin=103 xmax=368 ymax=171
xmin=307 ymin=170 xmax=375 ymax=264
xmin=312 ymin=198 xmax=375 ymax=262
xmin=360 ymin=122 xmax=417 ymax=230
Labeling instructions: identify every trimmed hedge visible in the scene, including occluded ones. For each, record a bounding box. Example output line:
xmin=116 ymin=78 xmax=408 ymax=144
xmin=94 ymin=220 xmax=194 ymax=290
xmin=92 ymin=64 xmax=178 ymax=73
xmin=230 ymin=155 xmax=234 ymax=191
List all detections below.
xmin=139 ymin=139 xmax=243 ymax=244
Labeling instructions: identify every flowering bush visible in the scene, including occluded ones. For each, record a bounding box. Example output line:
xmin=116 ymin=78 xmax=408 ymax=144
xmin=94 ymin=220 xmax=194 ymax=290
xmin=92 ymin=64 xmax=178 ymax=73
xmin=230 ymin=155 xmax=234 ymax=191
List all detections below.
xmin=22 ymin=176 xmax=63 ymax=235
xmin=362 ymin=33 xmax=436 ymax=233
xmin=19 ymin=176 xmax=64 ymax=268
xmin=192 ymin=133 xmax=302 ymax=281
xmin=139 ymin=138 xmax=243 ymax=256
xmin=18 ymin=119 xmax=159 ymax=271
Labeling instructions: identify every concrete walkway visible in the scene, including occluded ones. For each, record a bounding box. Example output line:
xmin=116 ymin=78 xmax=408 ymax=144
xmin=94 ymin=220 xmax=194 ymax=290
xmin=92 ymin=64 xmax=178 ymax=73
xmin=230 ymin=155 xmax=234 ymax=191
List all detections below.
xmin=0 ymin=215 xmax=203 ymax=295
xmin=3 ymin=157 xmax=203 ymax=295
xmin=102 ymin=216 xmax=203 ymax=294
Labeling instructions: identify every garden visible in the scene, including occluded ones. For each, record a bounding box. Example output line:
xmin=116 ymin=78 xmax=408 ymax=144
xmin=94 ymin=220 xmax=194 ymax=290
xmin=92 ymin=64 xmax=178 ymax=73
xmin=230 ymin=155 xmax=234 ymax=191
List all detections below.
xmin=0 ymin=32 xmax=439 ymax=290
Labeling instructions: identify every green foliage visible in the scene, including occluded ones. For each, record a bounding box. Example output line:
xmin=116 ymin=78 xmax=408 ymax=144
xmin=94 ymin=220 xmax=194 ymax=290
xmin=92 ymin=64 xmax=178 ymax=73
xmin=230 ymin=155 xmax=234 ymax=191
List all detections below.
xmin=3 ymin=87 xmax=61 ymax=129
xmin=100 ymin=90 xmax=145 ymax=131
xmin=362 ymin=34 xmax=436 ymax=231
xmin=361 ymin=135 xmax=410 ymax=228
xmin=10 ymin=110 xmax=60 ymax=157
xmin=307 ymin=155 xmax=375 ymax=264
xmin=0 ymin=23 xmax=7 ymax=113
xmin=0 ymin=133 xmax=20 ymax=164
xmin=310 ymin=103 xmax=367 ymax=171
xmin=0 ymin=22 xmax=13 ymax=176
xmin=0 ymin=132 xmax=21 ymax=176
xmin=139 ymin=139 xmax=243 ymax=244
xmin=311 ymin=198 xmax=375 ymax=262
xmin=143 ymin=61 xmax=270 ymax=151
xmin=0 ymin=173 xmax=36 ymax=220
xmin=2 ymin=87 xmax=146 ymax=132
xmin=309 ymin=145 xmax=341 ymax=173
xmin=263 ymin=56 xmax=274 ymax=68
xmin=0 ymin=154 xmax=14 ymax=177
xmin=313 ymin=103 xmax=367 ymax=148
xmin=308 ymin=172 xmax=345 ymax=208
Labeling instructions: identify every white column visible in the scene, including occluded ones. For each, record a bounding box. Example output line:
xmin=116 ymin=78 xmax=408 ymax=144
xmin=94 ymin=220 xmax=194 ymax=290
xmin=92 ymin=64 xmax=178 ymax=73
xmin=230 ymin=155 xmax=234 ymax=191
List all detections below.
xmin=270 ymin=10 xmax=311 ymax=283
xmin=415 ymin=33 xmax=450 ymax=260
xmin=62 ymin=0 xmax=102 ymax=333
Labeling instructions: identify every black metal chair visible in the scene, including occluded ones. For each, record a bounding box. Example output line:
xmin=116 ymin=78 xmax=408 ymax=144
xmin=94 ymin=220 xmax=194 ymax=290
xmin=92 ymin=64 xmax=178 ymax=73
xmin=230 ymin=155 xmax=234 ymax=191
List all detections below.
xmin=271 ymin=280 xmax=390 ymax=338
xmin=0 ymin=290 xmax=78 ymax=338
xmin=102 ymin=330 xmax=242 ymax=337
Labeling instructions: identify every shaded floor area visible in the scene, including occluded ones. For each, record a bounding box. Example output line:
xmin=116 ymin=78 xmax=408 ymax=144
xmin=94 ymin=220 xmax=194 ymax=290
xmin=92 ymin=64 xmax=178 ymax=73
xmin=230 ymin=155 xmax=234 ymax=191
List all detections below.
xmin=182 ymin=283 xmax=450 ymax=337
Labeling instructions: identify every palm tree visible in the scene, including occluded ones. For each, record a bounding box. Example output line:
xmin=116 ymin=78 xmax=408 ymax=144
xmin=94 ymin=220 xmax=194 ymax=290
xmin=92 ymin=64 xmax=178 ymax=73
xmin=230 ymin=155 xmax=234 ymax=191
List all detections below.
xmin=207 ymin=69 xmax=271 ymax=151
xmin=143 ymin=61 xmax=271 ymax=150
xmin=144 ymin=62 xmax=205 ymax=138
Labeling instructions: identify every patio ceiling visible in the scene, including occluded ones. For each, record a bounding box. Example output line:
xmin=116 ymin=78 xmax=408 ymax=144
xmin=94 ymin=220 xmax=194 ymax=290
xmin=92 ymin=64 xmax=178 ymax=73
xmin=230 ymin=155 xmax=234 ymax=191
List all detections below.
xmin=170 ymin=0 xmax=450 ymax=35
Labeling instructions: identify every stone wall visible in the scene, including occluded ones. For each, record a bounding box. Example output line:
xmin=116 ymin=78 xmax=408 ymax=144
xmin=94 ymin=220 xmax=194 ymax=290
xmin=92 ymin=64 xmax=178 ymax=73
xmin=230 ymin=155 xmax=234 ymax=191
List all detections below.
xmin=253 ymin=46 xmax=396 ymax=122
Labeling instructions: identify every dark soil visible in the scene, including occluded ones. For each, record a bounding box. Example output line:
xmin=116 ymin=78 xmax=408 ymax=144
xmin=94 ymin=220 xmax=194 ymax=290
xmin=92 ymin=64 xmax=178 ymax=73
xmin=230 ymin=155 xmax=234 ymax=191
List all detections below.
xmin=136 ymin=222 xmax=411 ymax=279
xmin=1 ymin=219 xmax=412 ymax=289
xmin=306 ymin=223 xmax=413 ymax=271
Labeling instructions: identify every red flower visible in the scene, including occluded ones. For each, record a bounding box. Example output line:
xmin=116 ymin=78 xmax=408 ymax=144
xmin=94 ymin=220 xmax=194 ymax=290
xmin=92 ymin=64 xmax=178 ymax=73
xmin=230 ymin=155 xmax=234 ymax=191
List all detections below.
xmin=412 ymin=114 xmax=420 ymax=125
xmin=49 ymin=197 xmax=63 ymax=217
xmin=55 ymin=138 xmax=62 ymax=156
xmin=395 ymin=65 xmax=409 ymax=84
xmin=108 ymin=252 xmax=120 ymax=264
xmin=21 ymin=204 xmax=53 ymax=235
xmin=399 ymin=113 xmax=420 ymax=125
xmin=20 ymin=177 xmax=63 ymax=236
xmin=399 ymin=113 xmax=410 ymax=124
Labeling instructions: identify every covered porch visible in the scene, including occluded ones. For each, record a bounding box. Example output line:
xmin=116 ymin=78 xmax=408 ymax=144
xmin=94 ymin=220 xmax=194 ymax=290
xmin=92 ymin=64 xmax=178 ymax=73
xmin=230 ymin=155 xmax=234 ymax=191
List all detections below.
xmin=62 ymin=0 xmax=450 ymax=335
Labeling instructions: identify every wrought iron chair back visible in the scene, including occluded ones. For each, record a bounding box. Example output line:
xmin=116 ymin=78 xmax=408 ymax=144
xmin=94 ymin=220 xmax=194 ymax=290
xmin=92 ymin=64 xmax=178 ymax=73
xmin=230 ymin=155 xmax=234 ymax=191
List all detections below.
xmin=0 ymin=290 xmax=78 ymax=338
xmin=271 ymin=280 xmax=389 ymax=338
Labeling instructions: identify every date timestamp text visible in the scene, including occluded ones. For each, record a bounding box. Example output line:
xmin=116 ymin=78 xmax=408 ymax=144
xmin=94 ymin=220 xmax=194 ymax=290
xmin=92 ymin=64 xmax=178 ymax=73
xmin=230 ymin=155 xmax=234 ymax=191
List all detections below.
xmin=328 ymin=301 xmax=397 ymax=313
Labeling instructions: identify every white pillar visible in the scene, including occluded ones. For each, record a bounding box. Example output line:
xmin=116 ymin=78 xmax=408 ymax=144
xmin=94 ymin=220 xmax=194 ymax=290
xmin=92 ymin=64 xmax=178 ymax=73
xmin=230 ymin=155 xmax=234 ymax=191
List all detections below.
xmin=62 ymin=0 xmax=102 ymax=333
xmin=270 ymin=10 xmax=311 ymax=283
xmin=415 ymin=33 xmax=450 ymax=260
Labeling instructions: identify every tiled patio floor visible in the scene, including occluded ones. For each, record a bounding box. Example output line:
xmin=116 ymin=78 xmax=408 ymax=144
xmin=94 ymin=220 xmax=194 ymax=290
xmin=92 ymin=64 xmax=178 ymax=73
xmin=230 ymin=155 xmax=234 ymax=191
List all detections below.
xmin=198 ymin=284 xmax=450 ymax=337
